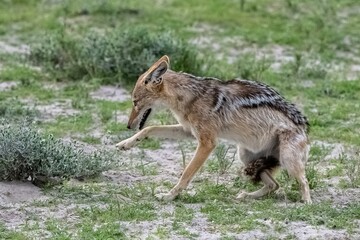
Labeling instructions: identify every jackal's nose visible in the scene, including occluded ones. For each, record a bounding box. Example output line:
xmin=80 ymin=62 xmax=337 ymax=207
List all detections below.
xmin=127 ymin=124 xmax=131 ymax=129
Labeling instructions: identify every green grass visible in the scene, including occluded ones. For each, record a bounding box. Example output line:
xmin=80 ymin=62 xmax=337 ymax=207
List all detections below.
xmin=340 ymin=152 xmax=360 ymax=188
xmin=44 ymin=113 xmax=94 ymax=137
xmin=77 ymin=202 xmax=156 ymax=222
xmin=0 ymin=65 xmax=46 ymax=83
xmin=79 ymin=135 xmax=102 ymax=144
xmin=105 ymin=122 xmax=128 ymax=134
xmin=0 ymin=224 xmax=27 ymax=240
xmin=201 ymin=199 xmax=360 ymax=232
xmin=78 ymin=221 xmax=126 ymax=240
xmin=0 ymin=98 xmax=37 ymax=119
xmin=0 ymin=80 xmax=54 ymax=102
xmin=96 ymin=100 xmax=131 ymax=122
xmin=139 ymin=138 xmax=161 ymax=150
xmin=136 ymin=159 xmax=159 ymax=176
xmin=171 ymin=203 xmax=197 ymax=237
xmin=179 ymin=181 xmax=236 ymax=204
xmin=45 ymin=219 xmax=73 ymax=240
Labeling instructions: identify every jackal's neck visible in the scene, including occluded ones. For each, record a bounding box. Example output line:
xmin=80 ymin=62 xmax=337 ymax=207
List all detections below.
xmin=161 ymin=71 xmax=208 ymax=110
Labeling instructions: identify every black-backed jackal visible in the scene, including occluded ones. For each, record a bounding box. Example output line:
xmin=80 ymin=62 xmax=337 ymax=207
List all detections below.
xmin=116 ymin=56 xmax=312 ymax=203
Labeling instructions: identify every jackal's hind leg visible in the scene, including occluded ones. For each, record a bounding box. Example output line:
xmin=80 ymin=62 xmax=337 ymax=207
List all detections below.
xmin=236 ymin=169 xmax=279 ymax=200
xmin=278 ymin=133 xmax=312 ymax=203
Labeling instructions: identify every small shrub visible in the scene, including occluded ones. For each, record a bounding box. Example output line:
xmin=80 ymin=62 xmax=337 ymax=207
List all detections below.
xmin=280 ymin=53 xmax=328 ymax=81
xmin=236 ymin=54 xmax=271 ymax=81
xmin=209 ymin=144 xmax=236 ymax=175
xmin=29 ymin=31 xmax=87 ymax=81
xmin=0 ymin=120 xmax=114 ymax=182
xmin=343 ymin=152 xmax=360 ymax=188
xmin=30 ymin=27 xmax=203 ymax=85
xmin=305 ymin=162 xmax=321 ymax=189
xmin=0 ymin=99 xmax=37 ymax=120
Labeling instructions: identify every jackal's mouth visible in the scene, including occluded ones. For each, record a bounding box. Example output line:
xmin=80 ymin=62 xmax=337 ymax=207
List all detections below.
xmin=139 ymin=108 xmax=152 ymax=130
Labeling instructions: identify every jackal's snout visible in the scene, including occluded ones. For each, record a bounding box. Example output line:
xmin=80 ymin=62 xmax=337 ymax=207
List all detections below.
xmin=127 ymin=107 xmax=152 ymax=130
xmin=127 ymin=107 xmax=139 ymax=130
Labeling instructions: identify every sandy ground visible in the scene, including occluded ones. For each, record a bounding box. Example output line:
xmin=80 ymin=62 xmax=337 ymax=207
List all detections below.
xmin=0 ymin=84 xmax=358 ymax=238
xmin=0 ymin=81 xmax=18 ymax=91
xmin=0 ymin=40 xmax=29 ymax=54
xmin=0 ymin=133 xmax=358 ymax=239
xmin=0 ymin=39 xmax=359 ymax=240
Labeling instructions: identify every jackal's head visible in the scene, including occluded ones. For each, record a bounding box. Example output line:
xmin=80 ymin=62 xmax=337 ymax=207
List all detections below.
xmin=127 ymin=55 xmax=169 ymax=130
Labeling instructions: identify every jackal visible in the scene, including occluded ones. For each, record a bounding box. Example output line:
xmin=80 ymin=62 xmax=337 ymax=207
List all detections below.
xmin=116 ymin=55 xmax=312 ymax=203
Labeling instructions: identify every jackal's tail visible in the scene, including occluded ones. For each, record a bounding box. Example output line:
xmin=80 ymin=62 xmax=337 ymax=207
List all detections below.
xmin=243 ymin=156 xmax=280 ymax=183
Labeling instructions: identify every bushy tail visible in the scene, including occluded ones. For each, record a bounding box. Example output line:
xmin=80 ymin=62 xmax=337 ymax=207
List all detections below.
xmin=243 ymin=156 xmax=280 ymax=183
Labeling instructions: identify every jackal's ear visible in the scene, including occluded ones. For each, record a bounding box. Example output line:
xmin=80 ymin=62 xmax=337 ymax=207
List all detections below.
xmin=144 ymin=61 xmax=168 ymax=85
xmin=159 ymin=55 xmax=170 ymax=65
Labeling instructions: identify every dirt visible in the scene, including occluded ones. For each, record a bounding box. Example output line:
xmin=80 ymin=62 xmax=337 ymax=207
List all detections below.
xmin=103 ymin=140 xmax=187 ymax=184
xmin=189 ymin=34 xmax=295 ymax=69
xmin=313 ymin=140 xmax=345 ymax=161
xmin=90 ymin=85 xmax=130 ymax=102
xmin=347 ymin=64 xmax=360 ymax=81
xmin=0 ymin=40 xmax=29 ymax=54
xmin=189 ymin=24 xmax=360 ymax=83
xmin=0 ymin=81 xmax=18 ymax=91
xmin=0 ymin=181 xmax=47 ymax=230
xmin=0 ymin=181 xmax=46 ymax=205
xmin=335 ymin=50 xmax=360 ymax=81
xmin=114 ymin=111 xmax=131 ymax=123
xmin=285 ymin=221 xmax=351 ymax=240
xmin=34 ymin=100 xmax=80 ymax=122
xmin=120 ymin=208 xmax=222 ymax=239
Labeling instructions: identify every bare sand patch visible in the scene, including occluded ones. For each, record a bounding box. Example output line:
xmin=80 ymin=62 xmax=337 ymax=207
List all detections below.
xmin=0 ymin=40 xmax=29 ymax=54
xmin=0 ymin=81 xmax=18 ymax=91
xmin=90 ymin=85 xmax=130 ymax=102
xmin=0 ymin=181 xmax=46 ymax=205
xmin=34 ymin=100 xmax=80 ymax=122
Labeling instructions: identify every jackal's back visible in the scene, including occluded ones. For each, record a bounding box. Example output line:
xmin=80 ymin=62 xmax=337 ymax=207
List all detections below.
xmin=177 ymin=73 xmax=309 ymax=131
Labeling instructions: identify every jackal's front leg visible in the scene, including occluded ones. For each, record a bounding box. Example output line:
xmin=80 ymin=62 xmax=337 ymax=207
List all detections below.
xmin=156 ymin=137 xmax=216 ymax=201
xmin=116 ymin=124 xmax=193 ymax=150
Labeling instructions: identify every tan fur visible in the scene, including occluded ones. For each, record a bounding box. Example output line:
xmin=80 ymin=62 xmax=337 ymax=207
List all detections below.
xmin=116 ymin=56 xmax=312 ymax=203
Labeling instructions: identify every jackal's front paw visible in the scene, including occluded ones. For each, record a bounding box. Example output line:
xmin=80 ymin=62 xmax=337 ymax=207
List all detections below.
xmin=155 ymin=192 xmax=176 ymax=202
xmin=115 ymin=139 xmax=135 ymax=150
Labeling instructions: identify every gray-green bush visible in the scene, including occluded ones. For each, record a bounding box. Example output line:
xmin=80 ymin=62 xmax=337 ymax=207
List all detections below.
xmin=0 ymin=120 xmax=114 ymax=182
xmin=30 ymin=27 xmax=203 ymax=85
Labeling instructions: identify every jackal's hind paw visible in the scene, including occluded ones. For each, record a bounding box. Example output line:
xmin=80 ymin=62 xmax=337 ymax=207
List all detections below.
xmin=155 ymin=192 xmax=176 ymax=202
xmin=302 ymin=197 xmax=313 ymax=204
xmin=115 ymin=139 xmax=135 ymax=150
